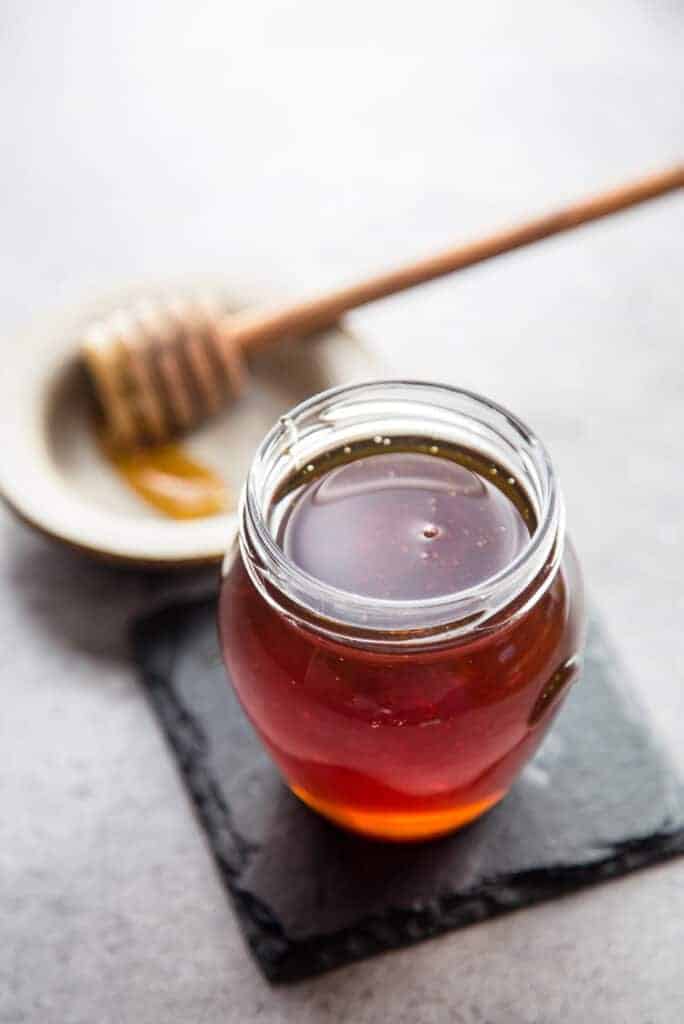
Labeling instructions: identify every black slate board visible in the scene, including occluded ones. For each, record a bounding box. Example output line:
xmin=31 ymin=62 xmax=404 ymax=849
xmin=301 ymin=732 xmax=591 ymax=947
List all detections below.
xmin=132 ymin=598 xmax=684 ymax=982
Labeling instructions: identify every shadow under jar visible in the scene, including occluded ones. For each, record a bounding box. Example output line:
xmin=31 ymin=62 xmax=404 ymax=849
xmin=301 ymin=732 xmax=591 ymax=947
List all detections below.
xmin=219 ymin=382 xmax=585 ymax=841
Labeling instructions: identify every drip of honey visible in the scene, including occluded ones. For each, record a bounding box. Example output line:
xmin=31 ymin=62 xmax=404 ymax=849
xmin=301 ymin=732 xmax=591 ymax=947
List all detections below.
xmin=100 ymin=436 xmax=231 ymax=519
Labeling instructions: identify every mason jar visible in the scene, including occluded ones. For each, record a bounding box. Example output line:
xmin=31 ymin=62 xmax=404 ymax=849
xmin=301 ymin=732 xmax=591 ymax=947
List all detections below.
xmin=219 ymin=381 xmax=585 ymax=841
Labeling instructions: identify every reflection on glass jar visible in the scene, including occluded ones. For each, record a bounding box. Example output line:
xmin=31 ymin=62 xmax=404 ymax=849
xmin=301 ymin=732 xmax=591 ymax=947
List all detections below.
xmin=219 ymin=382 xmax=585 ymax=841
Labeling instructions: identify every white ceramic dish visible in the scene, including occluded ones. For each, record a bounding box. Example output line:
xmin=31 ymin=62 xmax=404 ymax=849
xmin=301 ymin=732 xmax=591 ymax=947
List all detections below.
xmin=0 ymin=279 xmax=382 ymax=568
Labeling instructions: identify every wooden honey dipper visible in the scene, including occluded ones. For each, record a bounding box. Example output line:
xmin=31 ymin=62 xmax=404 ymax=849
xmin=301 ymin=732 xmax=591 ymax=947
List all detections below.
xmin=82 ymin=164 xmax=684 ymax=449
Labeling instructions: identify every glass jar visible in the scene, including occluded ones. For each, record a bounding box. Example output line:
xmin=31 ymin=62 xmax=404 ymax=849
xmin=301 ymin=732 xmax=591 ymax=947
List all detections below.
xmin=219 ymin=381 xmax=585 ymax=841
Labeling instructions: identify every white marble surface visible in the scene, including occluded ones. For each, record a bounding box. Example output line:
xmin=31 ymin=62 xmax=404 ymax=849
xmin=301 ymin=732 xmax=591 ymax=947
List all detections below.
xmin=1 ymin=2 xmax=683 ymax=1021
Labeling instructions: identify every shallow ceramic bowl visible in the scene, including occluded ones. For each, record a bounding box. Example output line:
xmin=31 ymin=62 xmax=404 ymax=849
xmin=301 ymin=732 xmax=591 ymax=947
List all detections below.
xmin=0 ymin=279 xmax=381 ymax=568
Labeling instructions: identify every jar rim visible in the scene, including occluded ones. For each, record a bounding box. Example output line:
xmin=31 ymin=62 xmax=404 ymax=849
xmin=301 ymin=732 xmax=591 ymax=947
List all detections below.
xmin=239 ymin=380 xmax=565 ymax=644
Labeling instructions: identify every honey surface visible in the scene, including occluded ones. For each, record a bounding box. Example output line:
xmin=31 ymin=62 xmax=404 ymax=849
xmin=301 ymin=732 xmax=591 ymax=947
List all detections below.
xmin=276 ymin=443 xmax=533 ymax=599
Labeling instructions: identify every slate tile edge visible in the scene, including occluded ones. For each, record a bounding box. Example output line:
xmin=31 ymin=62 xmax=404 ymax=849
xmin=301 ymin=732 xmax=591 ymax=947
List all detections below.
xmin=131 ymin=600 xmax=684 ymax=983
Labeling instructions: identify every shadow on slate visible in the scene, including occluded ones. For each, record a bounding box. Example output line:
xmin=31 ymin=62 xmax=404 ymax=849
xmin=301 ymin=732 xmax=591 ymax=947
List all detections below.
xmin=132 ymin=597 xmax=684 ymax=982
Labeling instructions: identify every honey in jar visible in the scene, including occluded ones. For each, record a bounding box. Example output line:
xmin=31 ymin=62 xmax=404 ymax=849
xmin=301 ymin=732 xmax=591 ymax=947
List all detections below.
xmin=219 ymin=382 xmax=585 ymax=841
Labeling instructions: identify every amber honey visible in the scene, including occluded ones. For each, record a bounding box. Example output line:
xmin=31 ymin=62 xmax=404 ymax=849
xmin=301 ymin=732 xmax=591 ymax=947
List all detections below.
xmin=219 ymin=384 xmax=585 ymax=841
xmin=99 ymin=434 xmax=230 ymax=519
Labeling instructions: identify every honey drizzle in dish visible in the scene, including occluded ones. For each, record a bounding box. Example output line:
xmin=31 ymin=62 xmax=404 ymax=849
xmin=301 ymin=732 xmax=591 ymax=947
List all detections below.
xmin=99 ymin=434 xmax=231 ymax=520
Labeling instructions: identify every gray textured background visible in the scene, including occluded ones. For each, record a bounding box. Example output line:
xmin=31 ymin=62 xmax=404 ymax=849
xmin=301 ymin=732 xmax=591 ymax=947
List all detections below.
xmin=2 ymin=2 xmax=683 ymax=1021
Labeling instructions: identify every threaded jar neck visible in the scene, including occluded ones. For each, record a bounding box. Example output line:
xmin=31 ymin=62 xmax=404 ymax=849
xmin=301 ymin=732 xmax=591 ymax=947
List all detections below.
xmin=236 ymin=381 xmax=565 ymax=649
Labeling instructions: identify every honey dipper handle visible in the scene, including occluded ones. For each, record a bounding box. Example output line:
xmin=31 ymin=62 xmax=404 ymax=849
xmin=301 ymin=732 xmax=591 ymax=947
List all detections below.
xmin=226 ymin=163 xmax=684 ymax=350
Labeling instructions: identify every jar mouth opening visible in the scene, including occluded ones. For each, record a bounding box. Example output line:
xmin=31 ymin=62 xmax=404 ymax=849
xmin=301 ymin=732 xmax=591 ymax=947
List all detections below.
xmin=240 ymin=380 xmax=564 ymax=643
